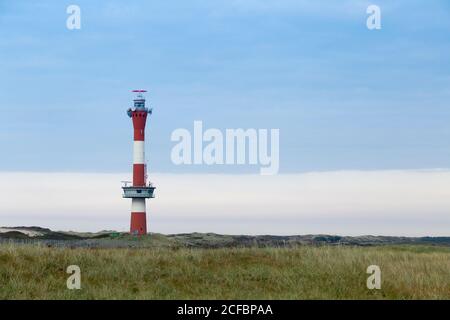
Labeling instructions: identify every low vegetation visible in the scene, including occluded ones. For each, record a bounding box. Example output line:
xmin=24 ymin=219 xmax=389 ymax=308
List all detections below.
xmin=0 ymin=244 xmax=449 ymax=299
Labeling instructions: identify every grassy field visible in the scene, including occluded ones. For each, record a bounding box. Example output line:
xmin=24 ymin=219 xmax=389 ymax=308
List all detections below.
xmin=0 ymin=244 xmax=449 ymax=299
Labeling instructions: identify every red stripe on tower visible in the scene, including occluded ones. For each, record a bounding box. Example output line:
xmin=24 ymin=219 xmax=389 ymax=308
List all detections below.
xmin=133 ymin=164 xmax=146 ymax=186
xmin=132 ymin=111 xmax=147 ymax=141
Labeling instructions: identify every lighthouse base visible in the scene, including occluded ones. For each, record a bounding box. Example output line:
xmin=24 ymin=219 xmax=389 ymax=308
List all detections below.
xmin=130 ymin=212 xmax=147 ymax=235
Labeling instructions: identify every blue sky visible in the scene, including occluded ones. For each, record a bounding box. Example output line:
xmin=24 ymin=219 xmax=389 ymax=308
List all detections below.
xmin=1 ymin=0 xmax=449 ymax=174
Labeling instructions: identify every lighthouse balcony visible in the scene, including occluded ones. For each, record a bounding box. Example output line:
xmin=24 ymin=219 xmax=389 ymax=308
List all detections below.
xmin=122 ymin=186 xmax=155 ymax=198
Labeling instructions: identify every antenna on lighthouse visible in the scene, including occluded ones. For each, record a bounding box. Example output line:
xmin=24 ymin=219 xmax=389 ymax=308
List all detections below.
xmin=132 ymin=89 xmax=147 ymax=100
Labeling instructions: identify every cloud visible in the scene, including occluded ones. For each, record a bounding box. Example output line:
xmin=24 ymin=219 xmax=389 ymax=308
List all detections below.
xmin=0 ymin=170 xmax=449 ymax=236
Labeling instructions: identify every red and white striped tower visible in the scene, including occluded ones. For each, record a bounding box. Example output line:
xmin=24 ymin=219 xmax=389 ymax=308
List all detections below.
xmin=122 ymin=90 xmax=155 ymax=235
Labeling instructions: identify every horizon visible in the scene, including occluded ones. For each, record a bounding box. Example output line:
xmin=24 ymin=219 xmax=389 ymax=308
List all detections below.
xmin=2 ymin=225 xmax=450 ymax=239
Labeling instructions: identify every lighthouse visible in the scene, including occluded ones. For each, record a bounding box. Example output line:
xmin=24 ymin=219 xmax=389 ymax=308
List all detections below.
xmin=122 ymin=90 xmax=155 ymax=235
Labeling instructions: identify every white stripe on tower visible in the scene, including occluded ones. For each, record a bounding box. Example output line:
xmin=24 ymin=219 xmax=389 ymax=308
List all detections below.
xmin=131 ymin=198 xmax=146 ymax=212
xmin=133 ymin=141 xmax=145 ymax=164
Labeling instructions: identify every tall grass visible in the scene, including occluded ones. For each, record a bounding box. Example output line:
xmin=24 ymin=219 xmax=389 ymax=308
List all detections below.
xmin=0 ymin=244 xmax=449 ymax=299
